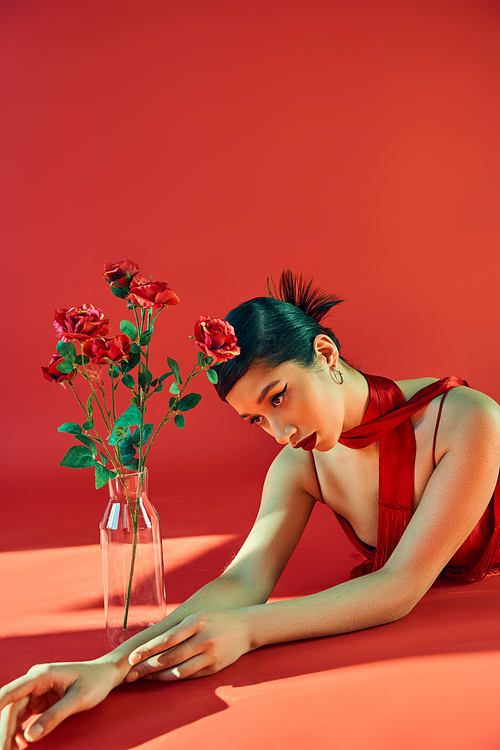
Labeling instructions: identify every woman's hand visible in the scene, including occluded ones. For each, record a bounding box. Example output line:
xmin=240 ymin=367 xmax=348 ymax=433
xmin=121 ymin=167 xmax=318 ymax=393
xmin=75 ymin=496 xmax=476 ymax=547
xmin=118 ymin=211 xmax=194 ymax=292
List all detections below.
xmin=126 ymin=609 xmax=252 ymax=682
xmin=0 ymin=659 xmax=124 ymax=748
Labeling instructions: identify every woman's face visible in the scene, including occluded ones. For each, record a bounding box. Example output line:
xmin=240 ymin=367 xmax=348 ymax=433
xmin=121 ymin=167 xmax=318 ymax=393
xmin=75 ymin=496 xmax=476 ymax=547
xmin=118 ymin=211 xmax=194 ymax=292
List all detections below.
xmin=225 ymin=357 xmax=346 ymax=452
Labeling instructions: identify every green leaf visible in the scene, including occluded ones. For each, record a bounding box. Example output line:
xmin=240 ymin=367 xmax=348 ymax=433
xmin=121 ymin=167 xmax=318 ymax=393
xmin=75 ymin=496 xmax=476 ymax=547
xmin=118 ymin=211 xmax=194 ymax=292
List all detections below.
xmin=120 ymin=320 xmax=138 ymax=341
xmin=139 ymin=328 xmax=153 ymax=346
xmin=118 ymin=435 xmax=137 ymax=464
xmin=174 ymin=414 xmax=185 ymax=429
xmin=56 ymin=360 xmax=74 ymax=374
xmin=86 ymin=393 xmax=95 ymax=420
xmin=108 ymin=365 xmax=120 ymax=378
xmin=151 ymin=378 xmax=159 ymax=388
xmin=131 ymin=423 xmax=154 ymax=445
xmin=124 ymin=458 xmax=140 ymax=471
xmin=169 ymin=381 xmax=180 ymax=396
xmin=169 ymin=396 xmax=178 ymax=409
xmin=115 ymin=404 xmax=142 ymax=427
xmin=121 ymin=352 xmax=140 ymax=373
xmin=110 ymin=282 xmax=129 ymax=299
xmin=159 ymin=372 xmax=173 ymax=383
xmin=82 ymin=420 xmax=93 ymax=431
xmin=74 ymin=354 xmax=90 ymax=366
xmin=206 ymin=368 xmax=218 ymax=384
xmin=56 ymin=341 xmax=77 ymax=362
xmin=129 ymin=396 xmax=139 ymax=407
xmin=138 ymin=368 xmax=153 ymax=391
xmin=167 ymin=357 xmax=182 ymax=384
xmin=178 ymin=393 xmax=202 ymax=412
xmin=107 ymin=426 xmax=119 ymax=446
xmin=154 ymin=382 xmax=163 ymax=393
xmin=122 ymin=373 xmax=136 ymax=389
xmin=57 ymin=422 xmax=82 ymax=435
xmin=95 ymin=463 xmax=116 ymax=489
xmin=59 ymin=445 xmax=97 ymax=469
xmin=99 ymin=452 xmax=108 ymax=465
xmin=76 ymin=434 xmax=98 ymax=456
xmin=130 ymin=342 xmax=141 ymax=354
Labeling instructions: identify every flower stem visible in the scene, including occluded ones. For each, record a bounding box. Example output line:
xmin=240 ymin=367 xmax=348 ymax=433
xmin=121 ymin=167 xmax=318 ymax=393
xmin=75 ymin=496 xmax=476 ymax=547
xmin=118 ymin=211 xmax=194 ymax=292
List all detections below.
xmin=121 ymin=470 xmax=145 ymax=629
xmin=143 ymin=362 xmax=203 ymax=463
xmin=121 ymin=308 xmax=150 ymax=631
xmin=79 ymin=344 xmax=111 ymax=432
xmin=69 ymin=381 xmax=118 ymax=471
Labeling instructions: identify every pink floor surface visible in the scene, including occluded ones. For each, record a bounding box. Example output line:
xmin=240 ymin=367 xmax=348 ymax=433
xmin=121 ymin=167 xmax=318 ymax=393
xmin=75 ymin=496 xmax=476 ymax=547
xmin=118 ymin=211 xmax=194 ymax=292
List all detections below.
xmin=2 ymin=500 xmax=500 ymax=749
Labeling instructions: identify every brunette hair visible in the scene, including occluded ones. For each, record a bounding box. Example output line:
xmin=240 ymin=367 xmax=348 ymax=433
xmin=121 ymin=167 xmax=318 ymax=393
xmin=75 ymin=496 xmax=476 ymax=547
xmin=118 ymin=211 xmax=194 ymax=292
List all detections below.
xmin=215 ymin=269 xmax=344 ymax=401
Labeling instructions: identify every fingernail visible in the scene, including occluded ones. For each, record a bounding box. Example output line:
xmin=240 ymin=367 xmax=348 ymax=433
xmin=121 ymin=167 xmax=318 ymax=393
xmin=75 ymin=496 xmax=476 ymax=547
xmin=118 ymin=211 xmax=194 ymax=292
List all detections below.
xmin=129 ymin=652 xmax=142 ymax=665
xmin=25 ymin=722 xmax=43 ymax=740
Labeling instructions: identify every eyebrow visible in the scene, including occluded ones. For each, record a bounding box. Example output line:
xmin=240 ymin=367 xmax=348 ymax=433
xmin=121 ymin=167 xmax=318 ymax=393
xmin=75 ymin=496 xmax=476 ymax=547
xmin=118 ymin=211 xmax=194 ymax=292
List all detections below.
xmin=239 ymin=380 xmax=281 ymax=419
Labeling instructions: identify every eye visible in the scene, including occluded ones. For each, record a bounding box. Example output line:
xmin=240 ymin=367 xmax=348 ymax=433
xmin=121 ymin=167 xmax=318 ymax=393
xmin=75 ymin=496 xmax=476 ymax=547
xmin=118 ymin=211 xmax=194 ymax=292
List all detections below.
xmin=271 ymin=383 xmax=287 ymax=408
xmin=249 ymin=384 xmax=287 ymax=426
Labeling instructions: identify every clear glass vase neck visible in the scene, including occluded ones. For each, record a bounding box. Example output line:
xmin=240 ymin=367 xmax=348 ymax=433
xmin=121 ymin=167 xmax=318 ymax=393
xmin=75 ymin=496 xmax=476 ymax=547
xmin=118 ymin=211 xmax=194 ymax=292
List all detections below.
xmin=108 ymin=469 xmax=148 ymax=501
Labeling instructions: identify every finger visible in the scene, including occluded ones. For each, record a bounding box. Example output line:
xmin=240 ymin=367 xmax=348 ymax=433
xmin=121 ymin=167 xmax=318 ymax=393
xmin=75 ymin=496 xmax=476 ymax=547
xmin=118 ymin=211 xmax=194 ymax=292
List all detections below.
xmin=0 ymin=676 xmax=41 ymax=713
xmin=0 ymin=696 xmax=29 ymax=750
xmin=128 ymin=618 xmax=200 ymax=667
xmin=143 ymin=653 xmax=210 ymax=682
xmin=23 ymin=686 xmax=86 ymax=743
xmin=126 ymin=637 xmax=204 ymax=682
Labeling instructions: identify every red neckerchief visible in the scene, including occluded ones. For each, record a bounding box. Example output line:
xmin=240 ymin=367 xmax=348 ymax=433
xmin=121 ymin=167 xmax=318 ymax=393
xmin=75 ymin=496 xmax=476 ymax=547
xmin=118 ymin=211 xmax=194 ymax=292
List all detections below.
xmin=337 ymin=374 xmax=500 ymax=582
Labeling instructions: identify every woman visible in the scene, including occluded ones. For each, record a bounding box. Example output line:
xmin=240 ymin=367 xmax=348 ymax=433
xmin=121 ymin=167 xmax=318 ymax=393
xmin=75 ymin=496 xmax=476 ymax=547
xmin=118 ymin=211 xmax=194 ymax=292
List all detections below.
xmin=1 ymin=270 xmax=500 ymax=748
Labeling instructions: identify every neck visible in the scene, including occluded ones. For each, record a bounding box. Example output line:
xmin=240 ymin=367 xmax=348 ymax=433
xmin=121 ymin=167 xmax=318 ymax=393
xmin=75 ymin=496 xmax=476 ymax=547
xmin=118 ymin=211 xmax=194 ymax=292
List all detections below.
xmin=340 ymin=364 xmax=370 ymax=433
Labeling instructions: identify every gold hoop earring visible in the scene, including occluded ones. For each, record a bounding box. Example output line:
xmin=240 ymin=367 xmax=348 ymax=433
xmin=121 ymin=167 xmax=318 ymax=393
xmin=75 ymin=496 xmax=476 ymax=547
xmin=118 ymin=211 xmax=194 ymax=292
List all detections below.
xmin=330 ymin=366 xmax=343 ymax=385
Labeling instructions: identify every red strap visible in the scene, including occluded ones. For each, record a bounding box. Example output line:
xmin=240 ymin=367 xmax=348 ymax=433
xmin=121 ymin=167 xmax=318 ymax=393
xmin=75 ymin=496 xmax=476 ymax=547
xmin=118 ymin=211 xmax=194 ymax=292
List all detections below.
xmin=339 ymin=375 xmax=469 ymax=449
xmin=339 ymin=374 xmax=469 ymax=571
xmin=432 ymin=392 xmax=449 ymax=470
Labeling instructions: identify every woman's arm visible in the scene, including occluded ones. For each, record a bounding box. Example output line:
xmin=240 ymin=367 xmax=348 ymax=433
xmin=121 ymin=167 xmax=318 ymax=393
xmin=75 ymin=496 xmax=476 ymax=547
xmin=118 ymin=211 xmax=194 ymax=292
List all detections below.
xmin=0 ymin=447 xmax=316 ymax=747
xmin=127 ymin=392 xmax=500 ymax=679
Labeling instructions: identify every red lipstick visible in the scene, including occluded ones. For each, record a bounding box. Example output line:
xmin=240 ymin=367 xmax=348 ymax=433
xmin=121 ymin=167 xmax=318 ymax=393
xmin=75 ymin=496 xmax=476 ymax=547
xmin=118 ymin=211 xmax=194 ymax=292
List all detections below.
xmin=294 ymin=433 xmax=317 ymax=451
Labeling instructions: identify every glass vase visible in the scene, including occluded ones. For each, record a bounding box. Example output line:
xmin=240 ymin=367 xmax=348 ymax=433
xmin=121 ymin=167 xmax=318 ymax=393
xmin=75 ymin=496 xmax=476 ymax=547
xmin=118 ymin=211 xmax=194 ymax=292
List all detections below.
xmin=100 ymin=469 xmax=167 ymax=647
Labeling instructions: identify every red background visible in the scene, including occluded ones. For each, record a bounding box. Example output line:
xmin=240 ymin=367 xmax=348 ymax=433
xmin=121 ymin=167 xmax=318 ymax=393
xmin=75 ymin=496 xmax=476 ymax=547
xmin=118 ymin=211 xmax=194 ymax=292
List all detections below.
xmin=2 ymin=4 xmax=500 ymax=748
xmin=1 ymin=0 xmax=499 ymax=558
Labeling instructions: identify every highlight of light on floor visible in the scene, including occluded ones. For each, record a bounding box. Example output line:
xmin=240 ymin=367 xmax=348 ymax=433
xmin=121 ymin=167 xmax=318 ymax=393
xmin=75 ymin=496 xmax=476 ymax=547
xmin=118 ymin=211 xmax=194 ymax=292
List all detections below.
xmin=0 ymin=535 xmax=238 ymax=637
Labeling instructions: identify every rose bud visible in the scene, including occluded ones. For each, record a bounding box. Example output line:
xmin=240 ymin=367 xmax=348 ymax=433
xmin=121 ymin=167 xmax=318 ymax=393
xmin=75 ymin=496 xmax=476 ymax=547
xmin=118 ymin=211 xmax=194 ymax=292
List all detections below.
xmin=103 ymin=259 xmax=140 ymax=297
xmin=41 ymin=353 xmax=77 ymax=385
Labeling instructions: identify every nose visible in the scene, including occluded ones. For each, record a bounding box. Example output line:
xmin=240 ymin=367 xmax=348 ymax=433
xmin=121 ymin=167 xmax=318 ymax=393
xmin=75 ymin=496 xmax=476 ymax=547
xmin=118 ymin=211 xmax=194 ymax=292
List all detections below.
xmin=273 ymin=423 xmax=297 ymax=445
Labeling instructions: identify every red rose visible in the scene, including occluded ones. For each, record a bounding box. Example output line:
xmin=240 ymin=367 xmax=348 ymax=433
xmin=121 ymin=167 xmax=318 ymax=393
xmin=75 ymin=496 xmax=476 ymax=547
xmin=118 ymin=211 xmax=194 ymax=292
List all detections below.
xmin=103 ymin=258 xmax=140 ymax=293
xmin=54 ymin=304 xmax=110 ymax=342
xmin=41 ymin=353 xmax=77 ymax=384
xmin=193 ymin=316 xmax=240 ymax=363
xmin=127 ymin=274 xmax=180 ymax=309
xmin=83 ymin=334 xmax=131 ymax=365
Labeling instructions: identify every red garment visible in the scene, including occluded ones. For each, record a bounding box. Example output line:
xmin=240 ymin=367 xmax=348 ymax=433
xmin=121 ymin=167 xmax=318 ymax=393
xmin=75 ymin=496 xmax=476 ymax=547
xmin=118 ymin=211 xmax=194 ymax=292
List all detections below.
xmin=310 ymin=373 xmax=500 ymax=583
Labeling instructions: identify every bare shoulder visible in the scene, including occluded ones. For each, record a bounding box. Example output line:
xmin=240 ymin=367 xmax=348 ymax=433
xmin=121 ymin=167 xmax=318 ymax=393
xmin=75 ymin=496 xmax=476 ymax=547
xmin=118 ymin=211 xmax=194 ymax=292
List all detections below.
xmin=440 ymin=383 xmax=500 ymax=433
xmin=397 ymin=376 xmax=500 ymax=419
xmin=396 ymin=376 xmax=500 ymax=450
xmin=395 ymin=376 xmax=441 ymax=401
xmin=268 ymin=443 xmax=323 ymax=503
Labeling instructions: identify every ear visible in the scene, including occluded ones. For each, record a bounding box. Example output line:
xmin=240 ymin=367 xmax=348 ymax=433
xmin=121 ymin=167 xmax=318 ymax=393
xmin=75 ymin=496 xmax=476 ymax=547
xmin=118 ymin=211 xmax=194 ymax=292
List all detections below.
xmin=313 ymin=334 xmax=340 ymax=369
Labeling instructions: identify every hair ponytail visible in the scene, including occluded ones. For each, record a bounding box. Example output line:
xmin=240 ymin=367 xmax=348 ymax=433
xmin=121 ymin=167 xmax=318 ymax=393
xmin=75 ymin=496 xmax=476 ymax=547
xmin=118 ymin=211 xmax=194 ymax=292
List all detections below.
xmin=215 ymin=269 xmax=346 ymax=401
xmin=267 ymin=268 xmax=343 ymax=328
